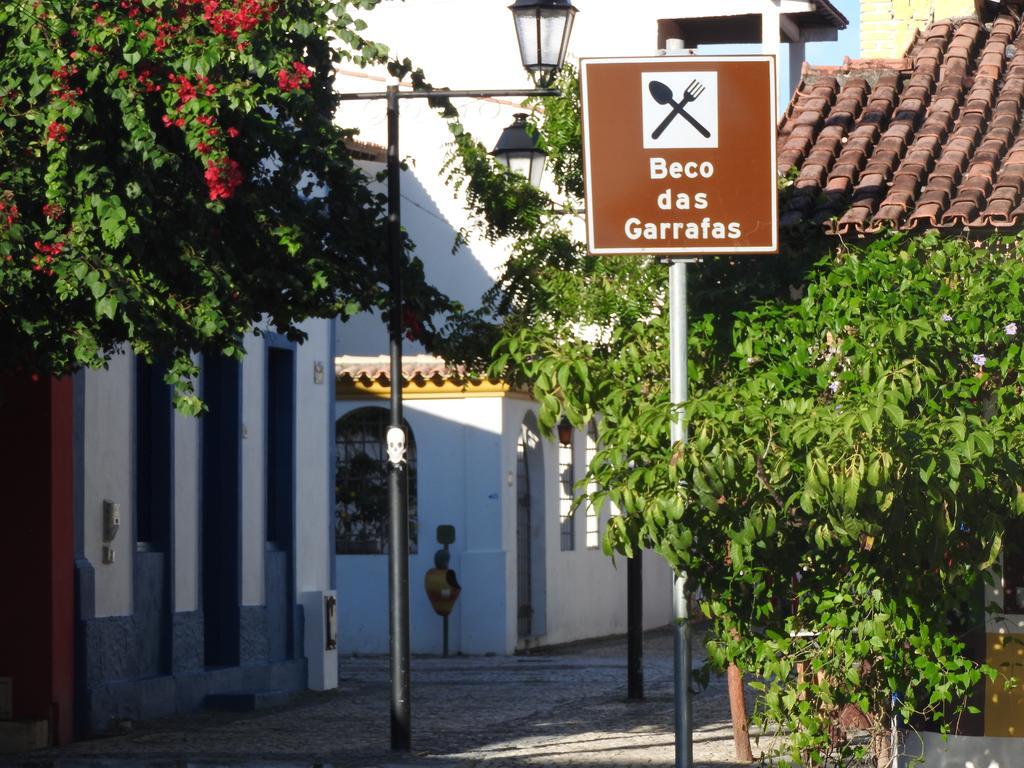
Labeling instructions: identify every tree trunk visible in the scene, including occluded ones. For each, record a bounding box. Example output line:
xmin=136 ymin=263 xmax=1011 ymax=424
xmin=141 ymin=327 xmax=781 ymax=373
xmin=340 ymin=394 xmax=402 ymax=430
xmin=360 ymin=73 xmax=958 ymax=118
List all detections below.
xmin=874 ymin=721 xmax=894 ymax=768
xmin=727 ymin=663 xmax=754 ymax=762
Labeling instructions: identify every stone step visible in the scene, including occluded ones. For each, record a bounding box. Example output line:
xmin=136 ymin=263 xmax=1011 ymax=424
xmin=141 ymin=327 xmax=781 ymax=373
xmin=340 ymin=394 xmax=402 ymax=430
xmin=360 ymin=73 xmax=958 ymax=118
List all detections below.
xmin=0 ymin=719 xmax=49 ymax=753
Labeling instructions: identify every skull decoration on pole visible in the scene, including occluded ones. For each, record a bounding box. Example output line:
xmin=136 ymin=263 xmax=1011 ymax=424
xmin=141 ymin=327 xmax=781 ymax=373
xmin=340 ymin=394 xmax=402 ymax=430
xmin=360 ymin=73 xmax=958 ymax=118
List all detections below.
xmin=386 ymin=425 xmax=407 ymax=466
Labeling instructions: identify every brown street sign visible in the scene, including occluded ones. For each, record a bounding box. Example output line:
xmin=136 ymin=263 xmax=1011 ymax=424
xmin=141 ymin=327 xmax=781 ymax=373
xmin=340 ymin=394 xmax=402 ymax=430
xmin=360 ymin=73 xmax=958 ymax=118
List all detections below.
xmin=580 ymin=56 xmax=778 ymax=256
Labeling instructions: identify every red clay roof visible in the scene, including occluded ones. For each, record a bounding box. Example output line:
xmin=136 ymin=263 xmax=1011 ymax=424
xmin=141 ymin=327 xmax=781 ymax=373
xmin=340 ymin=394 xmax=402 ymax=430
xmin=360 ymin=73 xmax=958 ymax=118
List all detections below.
xmin=777 ymin=11 xmax=1024 ymax=235
xmin=335 ymin=355 xmax=469 ymax=383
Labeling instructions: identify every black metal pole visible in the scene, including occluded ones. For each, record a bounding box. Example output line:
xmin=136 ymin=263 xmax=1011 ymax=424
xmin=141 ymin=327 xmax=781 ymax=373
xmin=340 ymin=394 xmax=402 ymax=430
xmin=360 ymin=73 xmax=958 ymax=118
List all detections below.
xmin=443 ymin=615 xmax=449 ymax=658
xmin=339 ymin=87 xmax=559 ymax=102
xmin=627 ymin=549 xmax=644 ymax=699
xmin=336 ymin=79 xmax=562 ymax=754
xmin=386 ymin=83 xmax=412 ymax=753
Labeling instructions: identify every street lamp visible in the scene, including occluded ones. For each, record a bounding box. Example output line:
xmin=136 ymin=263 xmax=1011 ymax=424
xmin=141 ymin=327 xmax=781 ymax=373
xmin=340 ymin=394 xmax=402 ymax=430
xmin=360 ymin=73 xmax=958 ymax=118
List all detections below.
xmin=338 ymin=2 xmax=577 ymax=754
xmin=490 ymin=113 xmax=548 ymax=189
xmin=510 ymin=0 xmax=578 ymax=86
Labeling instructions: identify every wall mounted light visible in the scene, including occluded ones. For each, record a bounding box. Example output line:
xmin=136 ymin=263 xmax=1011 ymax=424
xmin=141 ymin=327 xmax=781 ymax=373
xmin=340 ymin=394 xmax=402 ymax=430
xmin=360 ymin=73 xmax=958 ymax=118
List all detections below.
xmin=557 ymin=416 xmax=573 ymax=447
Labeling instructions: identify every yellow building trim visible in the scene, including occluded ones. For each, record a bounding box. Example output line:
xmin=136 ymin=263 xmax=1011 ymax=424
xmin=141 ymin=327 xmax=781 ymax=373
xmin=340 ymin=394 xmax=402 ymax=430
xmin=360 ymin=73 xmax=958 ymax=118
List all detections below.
xmin=984 ymin=632 xmax=1024 ymax=737
xmin=336 ymin=376 xmax=531 ymax=400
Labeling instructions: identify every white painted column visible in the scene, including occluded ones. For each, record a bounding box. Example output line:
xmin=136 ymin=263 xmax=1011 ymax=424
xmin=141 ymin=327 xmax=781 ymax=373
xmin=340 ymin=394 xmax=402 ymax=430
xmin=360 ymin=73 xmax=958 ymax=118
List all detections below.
xmin=763 ymin=2 xmax=783 ymax=101
xmin=789 ymin=40 xmax=806 ymax=100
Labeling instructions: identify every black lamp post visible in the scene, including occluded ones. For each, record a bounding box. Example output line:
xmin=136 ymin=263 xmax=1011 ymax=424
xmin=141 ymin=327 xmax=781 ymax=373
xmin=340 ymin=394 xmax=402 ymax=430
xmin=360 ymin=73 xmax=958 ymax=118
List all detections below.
xmin=490 ymin=113 xmax=548 ymax=189
xmin=339 ymin=1 xmax=576 ymax=753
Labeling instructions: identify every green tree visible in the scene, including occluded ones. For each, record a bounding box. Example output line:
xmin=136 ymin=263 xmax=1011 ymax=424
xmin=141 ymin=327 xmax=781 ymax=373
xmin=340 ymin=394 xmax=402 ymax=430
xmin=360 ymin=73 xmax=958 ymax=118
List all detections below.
xmin=438 ymin=69 xmax=1024 ymax=765
xmin=0 ymin=0 xmax=449 ymax=411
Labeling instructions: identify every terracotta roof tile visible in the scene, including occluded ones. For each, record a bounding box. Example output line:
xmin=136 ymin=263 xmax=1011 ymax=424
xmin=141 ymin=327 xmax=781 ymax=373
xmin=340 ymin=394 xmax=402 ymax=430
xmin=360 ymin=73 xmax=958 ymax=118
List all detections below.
xmin=335 ymin=354 xmax=470 ymax=383
xmin=780 ymin=12 xmax=1024 ymax=235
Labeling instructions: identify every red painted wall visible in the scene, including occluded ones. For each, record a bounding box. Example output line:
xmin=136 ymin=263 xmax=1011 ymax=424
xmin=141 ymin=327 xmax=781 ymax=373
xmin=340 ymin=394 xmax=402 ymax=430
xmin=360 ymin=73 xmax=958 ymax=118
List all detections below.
xmin=0 ymin=375 xmax=75 ymax=744
xmin=49 ymin=376 xmax=74 ymax=745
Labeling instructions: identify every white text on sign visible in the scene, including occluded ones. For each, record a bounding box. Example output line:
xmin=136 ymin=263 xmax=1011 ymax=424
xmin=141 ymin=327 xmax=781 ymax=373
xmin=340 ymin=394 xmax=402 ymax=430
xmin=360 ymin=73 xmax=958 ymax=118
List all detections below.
xmin=623 ymin=157 xmax=741 ymax=241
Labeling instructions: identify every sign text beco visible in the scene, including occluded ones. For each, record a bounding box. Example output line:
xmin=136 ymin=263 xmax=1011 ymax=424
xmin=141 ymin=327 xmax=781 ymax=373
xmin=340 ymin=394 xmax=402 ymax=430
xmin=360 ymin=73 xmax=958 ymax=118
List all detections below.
xmin=580 ymin=56 xmax=778 ymax=255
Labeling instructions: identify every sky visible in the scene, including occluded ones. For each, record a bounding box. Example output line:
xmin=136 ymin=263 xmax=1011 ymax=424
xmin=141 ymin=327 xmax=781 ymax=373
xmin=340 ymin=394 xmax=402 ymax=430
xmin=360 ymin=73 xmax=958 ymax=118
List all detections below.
xmin=804 ymin=0 xmax=862 ymax=66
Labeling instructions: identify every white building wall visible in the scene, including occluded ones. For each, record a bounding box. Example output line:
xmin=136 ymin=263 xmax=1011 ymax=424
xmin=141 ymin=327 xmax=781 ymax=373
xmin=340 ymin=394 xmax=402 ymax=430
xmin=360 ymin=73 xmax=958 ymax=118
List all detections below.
xmin=83 ymin=320 xmax=334 ymax=622
xmin=241 ymin=335 xmax=267 ymax=606
xmin=334 ymin=389 xmax=675 ymax=655
xmin=294 ymin=322 xmax=334 ymax=595
xmin=83 ymin=353 xmax=134 ymax=618
xmin=335 ymin=393 xmax=506 ymax=654
xmin=173 ymin=405 xmax=200 ymax=613
xmin=501 ymin=399 xmax=674 ymax=650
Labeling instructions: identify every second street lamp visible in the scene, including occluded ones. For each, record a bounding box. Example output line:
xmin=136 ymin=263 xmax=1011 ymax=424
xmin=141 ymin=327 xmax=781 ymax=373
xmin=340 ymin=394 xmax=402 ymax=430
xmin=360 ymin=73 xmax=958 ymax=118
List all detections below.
xmin=490 ymin=113 xmax=548 ymax=189
xmin=339 ymin=1 xmax=576 ymax=753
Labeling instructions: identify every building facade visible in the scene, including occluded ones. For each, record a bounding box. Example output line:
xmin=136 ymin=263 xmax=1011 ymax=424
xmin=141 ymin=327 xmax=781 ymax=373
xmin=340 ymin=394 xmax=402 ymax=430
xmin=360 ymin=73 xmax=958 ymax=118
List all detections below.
xmin=0 ymin=319 xmax=338 ymax=746
xmin=334 ymin=357 xmax=674 ymax=655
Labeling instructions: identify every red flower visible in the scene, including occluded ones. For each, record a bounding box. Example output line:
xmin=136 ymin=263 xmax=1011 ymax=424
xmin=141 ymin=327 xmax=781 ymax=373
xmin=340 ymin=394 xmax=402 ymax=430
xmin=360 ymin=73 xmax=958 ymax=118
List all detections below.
xmin=278 ymin=61 xmax=312 ymax=92
xmin=0 ymin=195 xmax=19 ymax=228
xmin=402 ymin=308 xmax=423 ymax=342
xmin=204 ymin=157 xmax=243 ymax=200
xmin=226 ymin=127 xmax=239 ymax=138
xmin=33 ymin=240 xmax=64 ymax=256
xmin=47 ymin=121 xmax=68 ymax=142
xmin=202 ymin=0 xmax=273 ymax=40
xmin=170 ymin=74 xmax=197 ymax=105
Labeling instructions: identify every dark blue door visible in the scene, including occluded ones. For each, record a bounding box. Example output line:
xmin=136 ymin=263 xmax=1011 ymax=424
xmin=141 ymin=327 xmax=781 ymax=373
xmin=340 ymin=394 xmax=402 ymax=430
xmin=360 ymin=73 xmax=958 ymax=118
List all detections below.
xmin=265 ymin=347 xmax=295 ymax=661
xmin=201 ymin=355 xmax=241 ymax=668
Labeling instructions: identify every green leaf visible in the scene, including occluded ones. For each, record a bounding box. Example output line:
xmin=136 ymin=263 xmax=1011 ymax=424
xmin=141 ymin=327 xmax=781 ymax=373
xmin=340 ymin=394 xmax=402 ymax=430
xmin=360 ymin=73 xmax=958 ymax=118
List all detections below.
xmin=96 ymin=296 xmax=117 ymax=319
xmin=883 ymin=402 xmax=905 ymax=428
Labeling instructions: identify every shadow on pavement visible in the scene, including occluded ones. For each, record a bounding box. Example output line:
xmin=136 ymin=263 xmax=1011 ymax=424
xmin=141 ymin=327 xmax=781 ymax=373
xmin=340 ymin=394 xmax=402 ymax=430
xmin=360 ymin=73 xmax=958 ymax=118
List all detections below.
xmin=5 ymin=628 xmax=755 ymax=768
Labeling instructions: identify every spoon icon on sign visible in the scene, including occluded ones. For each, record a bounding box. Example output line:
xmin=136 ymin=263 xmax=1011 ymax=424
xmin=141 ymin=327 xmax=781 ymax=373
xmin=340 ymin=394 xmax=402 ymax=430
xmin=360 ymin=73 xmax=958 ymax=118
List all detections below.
xmin=649 ymin=79 xmax=710 ymax=140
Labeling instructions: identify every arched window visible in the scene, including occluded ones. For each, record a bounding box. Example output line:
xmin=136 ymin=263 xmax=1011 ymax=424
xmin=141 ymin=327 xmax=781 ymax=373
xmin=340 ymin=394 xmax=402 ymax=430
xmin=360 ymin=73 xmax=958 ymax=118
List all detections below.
xmin=335 ymin=407 xmax=417 ymax=555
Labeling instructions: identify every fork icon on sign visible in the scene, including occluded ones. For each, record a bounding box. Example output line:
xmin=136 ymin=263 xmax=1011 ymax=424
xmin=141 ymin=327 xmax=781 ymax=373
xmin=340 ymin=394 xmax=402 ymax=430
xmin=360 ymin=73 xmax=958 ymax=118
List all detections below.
xmin=648 ymin=79 xmax=710 ymax=140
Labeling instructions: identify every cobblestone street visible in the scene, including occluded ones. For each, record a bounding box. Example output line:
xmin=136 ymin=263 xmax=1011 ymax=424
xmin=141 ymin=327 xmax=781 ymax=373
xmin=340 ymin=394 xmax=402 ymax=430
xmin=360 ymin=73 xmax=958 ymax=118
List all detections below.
xmin=8 ymin=627 xmax=754 ymax=768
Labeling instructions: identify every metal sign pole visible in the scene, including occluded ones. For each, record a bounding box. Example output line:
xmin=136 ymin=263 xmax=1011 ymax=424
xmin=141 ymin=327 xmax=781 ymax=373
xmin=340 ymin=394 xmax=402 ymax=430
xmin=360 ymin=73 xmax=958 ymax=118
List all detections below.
xmin=669 ymin=258 xmax=692 ymax=768
xmin=578 ymin=49 xmax=776 ymax=768
xmin=385 ymin=83 xmax=412 ymax=753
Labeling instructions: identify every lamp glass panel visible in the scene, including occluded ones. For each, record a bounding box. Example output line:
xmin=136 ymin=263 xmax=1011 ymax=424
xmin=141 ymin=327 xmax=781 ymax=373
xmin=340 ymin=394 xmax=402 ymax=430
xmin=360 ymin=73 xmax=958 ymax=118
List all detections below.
xmin=513 ymin=10 xmax=540 ymax=69
xmin=538 ymin=9 xmax=568 ymax=68
xmin=528 ymin=154 xmax=546 ymax=189
xmin=506 ymin=152 xmax=533 ymax=178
